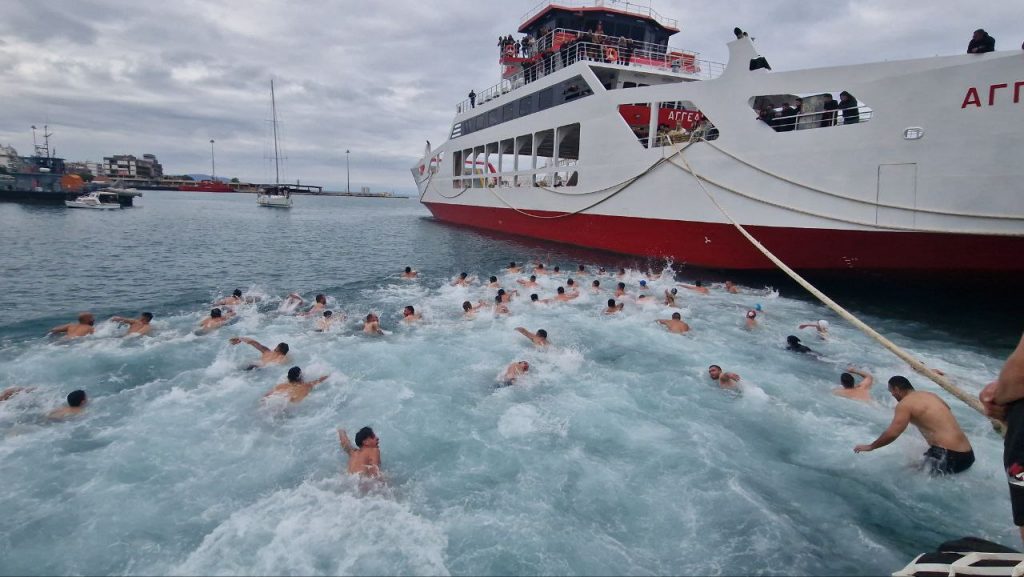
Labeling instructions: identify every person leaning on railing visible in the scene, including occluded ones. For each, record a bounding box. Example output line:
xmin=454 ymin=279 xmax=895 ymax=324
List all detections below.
xmin=839 ymin=91 xmax=859 ymax=124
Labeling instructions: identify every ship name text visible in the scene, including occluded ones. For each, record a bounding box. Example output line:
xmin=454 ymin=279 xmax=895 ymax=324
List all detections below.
xmin=961 ymin=81 xmax=1024 ymax=108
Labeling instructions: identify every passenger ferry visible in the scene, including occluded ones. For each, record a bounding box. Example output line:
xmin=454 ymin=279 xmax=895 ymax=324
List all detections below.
xmin=413 ymin=0 xmax=1024 ymax=275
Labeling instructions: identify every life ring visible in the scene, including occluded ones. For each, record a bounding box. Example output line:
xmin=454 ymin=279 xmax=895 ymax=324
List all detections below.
xmin=504 ymin=45 xmax=515 ymax=58
xmin=605 ymin=47 xmax=619 ymax=62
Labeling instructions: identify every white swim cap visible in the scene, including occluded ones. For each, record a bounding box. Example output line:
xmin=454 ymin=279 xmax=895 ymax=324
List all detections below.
xmin=817 ymin=320 xmax=830 ymax=330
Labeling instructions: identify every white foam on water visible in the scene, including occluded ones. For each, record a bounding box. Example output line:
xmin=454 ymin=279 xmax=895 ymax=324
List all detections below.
xmin=0 ymin=265 xmax=1015 ymax=575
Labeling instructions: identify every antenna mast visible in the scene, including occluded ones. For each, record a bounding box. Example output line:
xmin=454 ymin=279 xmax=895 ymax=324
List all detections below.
xmin=271 ymin=79 xmax=281 ymax=187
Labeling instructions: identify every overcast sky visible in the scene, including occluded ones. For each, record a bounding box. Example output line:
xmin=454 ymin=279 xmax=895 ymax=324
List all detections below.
xmin=0 ymin=0 xmax=1019 ymax=193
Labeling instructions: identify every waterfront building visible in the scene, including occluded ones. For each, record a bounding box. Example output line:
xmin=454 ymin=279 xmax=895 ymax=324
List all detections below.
xmin=103 ymin=153 xmax=163 ymax=178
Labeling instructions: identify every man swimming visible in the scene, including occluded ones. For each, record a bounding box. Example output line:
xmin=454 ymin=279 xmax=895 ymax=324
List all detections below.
xmin=402 ymin=266 xmax=418 ymax=279
xmin=493 ymin=295 xmax=510 ymax=315
xmin=199 ymin=308 xmax=234 ymax=332
xmin=263 ymin=366 xmax=329 ymax=404
xmin=657 ymin=312 xmax=690 ymax=333
xmin=302 ymin=294 xmax=328 ymax=317
xmin=338 ymin=427 xmax=381 ymax=478
xmin=315 ymin=310 xmax=339 ymax=332
xmin=744 ymin=310 xmax=758 ymax=330
xmin=363 ymin=313 xmax=384 ymax=335
xmin=462 ymin=300 xmax=485 ymax=318
xmin=554 ymin=286 xmax=578 ymax=302
xmin=452 ymin=272 xmax=472 ymax=287
xmin=486 ymin=276 xmax=500 ymax=288
xmin=0 ymin=387 xmax=32 ymax=402
xmin=110 ymin=312 xmax=154 ymax=336
xmin=855 ymin=376 xmax=975 ymax=475
xmin=786 ymin=335 xmax=812 ymax=353
xmin=48 ymin=390 xmax=87 ymax=419
xmin=577 ymin=264 xmax=587 ymax=275
xmin=663 ymin=288 xmax=679 ymax=307
xmin=229 ymin=336 xmax=289 ymax=368
xmin=533 ymin=262 xmax=548 ymax=275
xmin=529 ymin=294 xmax=551 ymax=304
xmin=515 ymin=327 xmax=549 ymax=347
xmin=591 ymin=279 xmax=601 ymax=293
xmin=517 ymin=275 xmax=539 ymax=288
xmin=498 ymin=288 xmax=518 ymax=303
xmin=834 ymin=366 xmax=874 ymax=402
xmin=614 ymin=282 xmax=627 ymax=298
xmin=678 ymin=281 xmax=710 ymax=295
xmin=724 ymin=281 xmax=740 ymax=294
xmin=215 ymin=289 xmax=244 ymax=306
xmin=402 ymin=305 xmax=422 ymax=323
xmin=799 ymin=320 xmax=830 ymax=339
xmin=48 ymin=313 xmax=95 ymax=339
xmin=604 ymin=299 xmax=624 ymax=314
xmin=708 ymin=365 xmax=741 ymax=389
xmin=500 ymin=361 xmax=530 ymax=386
xmin=507 ymin=261 xmax=522 ymax=273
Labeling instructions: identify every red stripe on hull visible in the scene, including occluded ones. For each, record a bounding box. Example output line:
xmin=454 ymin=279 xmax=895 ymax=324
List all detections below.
xmin=423 ymin=202 xmax=1024 ymax=272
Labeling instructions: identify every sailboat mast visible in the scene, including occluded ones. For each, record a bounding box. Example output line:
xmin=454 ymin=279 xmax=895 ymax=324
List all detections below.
xmin=271 ymin=79 xmax=281 ymax=187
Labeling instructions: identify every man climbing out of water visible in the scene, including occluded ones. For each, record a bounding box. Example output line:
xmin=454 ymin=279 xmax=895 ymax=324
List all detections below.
xmin=500 ymin=360 xmax=530 ymax=386
xmin=657 ymin=312 xmax=690 ymax=333
xmin=786 ymin=335 xmax=813 ymax=353
xmin=663 ymin=288 xmax=679 ymax=307
xmin=229 ymin=336 xmax=289 ymax=368
xmin=604 ymin=298 xmax=624 ymax=314
xmin=363 ymin=313 xmax=384 ymax=335
xmin=515 ymin=327 xmax=549 ymax=347
xmin=979 ymin=332 xmax=1024 ymax=543
xmin=110 ymin=312 xmax=153 ymax=336
xmin=799 ymin=319 xmax=830 ymax=339
xmin=48 ymin=313 xmax=95 ymax=339
xmin=855 ymin=376 xmax=974 ymax=474
xmin=263 ymin=366 xmax=329 ymax=404
xmin=200 ymin=308 xmax=235 ymax=332
xmin=678 ymin=280 xmax=709 ymax=295
xmin=48 ymin=390 xmax=87 ymax=419
xmin=338 ymin=427 xmax=381 ymax=478
xmin=402 ymin=266 xmax=418 ymax=279
xmin=402 ymin=305 xmax=422 ymax=323
xmin=452 ymin=272 xmax=472 ymax=287
xmin=709 ymin=365 xmax=741 ymax=389
xmin=834 ymin=366 xmax=874 ymax=402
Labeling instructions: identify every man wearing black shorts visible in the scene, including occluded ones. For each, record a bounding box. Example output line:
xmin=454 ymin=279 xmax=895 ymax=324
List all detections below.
xmin=981 ymin=332 xmax=1024 ymax=544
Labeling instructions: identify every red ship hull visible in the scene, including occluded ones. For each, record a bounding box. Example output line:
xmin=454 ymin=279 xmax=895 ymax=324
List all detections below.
xmin=423 ymin=201 xmax=1024 ymax=273
xmin=178 ymin=181 xmax=233 ymax=193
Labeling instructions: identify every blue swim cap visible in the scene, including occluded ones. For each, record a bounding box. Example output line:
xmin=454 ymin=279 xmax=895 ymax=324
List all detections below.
xmin=640 ymin=280 xmax=647 ymax=286
xmin=755 ymin=303 xmax=762 ymax=311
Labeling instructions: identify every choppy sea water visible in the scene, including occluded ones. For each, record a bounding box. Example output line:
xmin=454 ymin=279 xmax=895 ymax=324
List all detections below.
xmin=0 ymin=192 xmax=1017 ymax=575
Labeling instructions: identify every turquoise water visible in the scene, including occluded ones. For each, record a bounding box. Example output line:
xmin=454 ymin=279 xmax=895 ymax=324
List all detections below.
xmin=0 ymin=192 xmax=1016 ymax=575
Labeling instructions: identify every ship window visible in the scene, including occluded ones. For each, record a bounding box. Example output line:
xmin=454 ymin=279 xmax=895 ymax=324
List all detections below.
xmin=452 ymin=150 xmax=463 ymax=189
xmin=502 ymin=103 xmax=514 ymax=122
xmin=749 ymin=92 xmax=872 ymax=132
xmin=471 ymin=146 xmax=486 ymax=188
xmin=538 ymin=87 xmax=554 ymax=111
xmin=554 ymin=123 xmax=580 ymax=187
xmin=518 ymin=95 xmax=534 ymax=116
xmin=488 ymin=108 xmax=500 ymax=127
xmin=498 ymin=139 xmax=515 ymax=186
xmin=618 ymin=102 xmax=719 ymax=148
xmin=533 ymin=129 xmax=555 ymax=186
xmin=514 ymin=134 xmax=532 ymax=187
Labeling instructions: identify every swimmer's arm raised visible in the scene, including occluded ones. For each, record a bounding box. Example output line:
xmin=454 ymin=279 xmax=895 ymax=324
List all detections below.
xmin=848 ymin=367 xmax=874 ymax=389
xmin=110 ymin=316 xmax=132 ymax=325
xmin=309 ymin=375 xmax=329 ymax=387
xmin=855 ymin=403 xmax=910 ymax=452
xmin=337 ymin=428 xmax=355 ymax=455
xmin=229 ymin=337 xmax=269 ymax=353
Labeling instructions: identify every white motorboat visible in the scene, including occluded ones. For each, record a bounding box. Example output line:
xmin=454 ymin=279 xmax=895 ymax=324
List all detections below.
xmin=65 ymin=191 xmax=122 ymax=209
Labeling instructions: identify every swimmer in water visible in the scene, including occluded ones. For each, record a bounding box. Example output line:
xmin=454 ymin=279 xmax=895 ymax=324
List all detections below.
xmin=604 ymin=298 xmax=625 ymax=314
xmin=0 ymin=387 xmax=32 ymax=402
xmin=724 ymin=281 xmax=740 ymax=294
xmin=617 ymin=267 xmax=627 ymax=278
xmin=338 ymin=427 xmax=381 ymax=478
xmin=48 ymin=313 xmax=96 ymax=339
xmin=638 ymin=280 xmax=649 ymax=292
xmin=302 ymin=294 xmax=328 ymax=317
xmin=402 ymin=305 xmax=422 ymax=323
xmin=462 ymin=300 xmax=485 ymax=318
xmin=708 ymin=365 xmax=741 ymax=389
xmin=507 ymin=261 xmax=522 ymax=273
xmin=229 ymin=337 xmax=289 ymax=368
xmin=554 ymin=286 xmax=578 ymax=302
xmin=515 ymin=327 xmax=549 ymax=347
xmin=315 ymin=310 xmax=339 ymax=332
xmin=744 ymin=310 xmax=758 ymax=330
xmin=263 ymin=366 xmax=329 ymax=404
xmin=110 ymin=312 xmax=154 ymax=336
xmin=529 ymin=293 xmax=551 ymax=304
xmin=614 ymin=282 xmax=627 ymax=298
xmin=657 ymin=312 xmax=690 ymax=333
xmin=552 ymin=266 xmax=560 ymax=274
xmin=215 ymin=288 xmax=244 ymax=306
xmin=835 ymin=366 xmax=874 ymax=402
xmin=566 ymin=278 xmax=576 ymax=290
xmin=577 ymin=264 xmax=587 ymax=275
xmin=199 ymin=308 xmax=234 ymax=332
xmin=854 ymin=376 xmax=975 ymax=475
xmin=534 ymin=263 xmax=548 ymax=275
xmin=500 ymin=360 xmax=530 ymax=386
xmin=452 ymin=272 xmax=472 ymax=287
xmin=48 ymin=389 xmax=87 ymax=419
xmin=493 ymin=295 xmax=510 ymax=315
xmin=663 ymin=288 xmax=679 ymax=308
xmin=786 ymin=335 xmax=813 ymax=354
xmin=591 ymin=279 xmax=601 ymax=293
xmin=486 ymin=276 xmax=500 ymax=288
xmin=280 ymin=292 xmax=305 ymax=313
xmin=799 ymin=319 xmax=830 ymax=339
xmin=402 ymin=266 xmax=418 ymax=279
xmin=517 ymin=275 xmax=538 ymax=288
xmin=363 ymin=313 xmax=384 ymax=335
xmin=498 ymin=288 xmax=518 ymax=303
xmin=678 ymin=280 xmax=710 ymax=295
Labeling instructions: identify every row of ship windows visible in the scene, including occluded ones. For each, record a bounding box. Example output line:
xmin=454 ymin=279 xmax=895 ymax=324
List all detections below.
xmin=448 ymin=123 xmax=582 ymax=189
xmin=452 ymin=77 xmax=592 ymax=139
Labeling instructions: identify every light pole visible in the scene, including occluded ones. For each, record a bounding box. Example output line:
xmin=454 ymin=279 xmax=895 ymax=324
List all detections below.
xmin=346 ymin=149 xmax=350 ymax=194
xmin=210 ymin=139 xmax=216 ymax=181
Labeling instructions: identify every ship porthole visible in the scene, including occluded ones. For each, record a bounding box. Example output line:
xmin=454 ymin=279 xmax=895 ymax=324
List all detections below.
xmin=903 ymin=127 xmax=924 ymax=140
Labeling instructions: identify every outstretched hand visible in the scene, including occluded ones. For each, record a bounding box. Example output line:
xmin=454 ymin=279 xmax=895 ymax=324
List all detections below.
xmin=229 ymin=337 xmax=242 ymax=345
xmin=853 ymin=444 xmax=873 ymax=453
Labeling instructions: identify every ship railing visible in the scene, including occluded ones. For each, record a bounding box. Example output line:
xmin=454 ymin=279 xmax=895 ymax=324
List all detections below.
xmin=520 ymin=0 xmax=678 ymax=30
xmin=762 ymin=104 xmax=874 ymax=131
xmin=457 ymin=29 xmax=724 ymax=114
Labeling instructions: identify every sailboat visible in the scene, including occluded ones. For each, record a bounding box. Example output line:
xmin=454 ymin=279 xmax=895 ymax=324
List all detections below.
xmin=257 ymin=79 xmax=293 ymax=208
